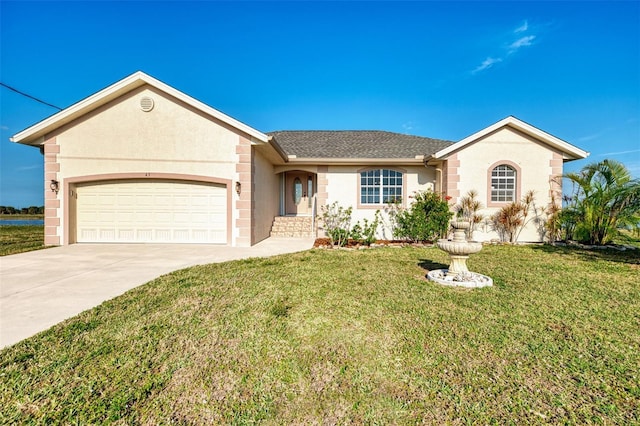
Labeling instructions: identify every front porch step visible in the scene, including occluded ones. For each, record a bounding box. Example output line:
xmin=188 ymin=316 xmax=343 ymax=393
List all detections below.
xmin=270 ymin=216 xmax=315 ymax=238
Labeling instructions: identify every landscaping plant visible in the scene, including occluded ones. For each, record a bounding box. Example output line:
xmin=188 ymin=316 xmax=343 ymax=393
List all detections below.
xmin=543 ymin=191 xmax=563 ymax=243
xmin=350 ymin=210 xmax=380 ymax=246
xmin=563 ymin=159 xmax=640 ymax=245
xmin=453 ymin=189 xmax=484 ymax=238
xmin=491 ymin=190 xmax=546 ymax=243
xmin=319 ymin=201 xmax=352 ymax=246
xmin=393 ymin=190 xmax=453 ymax=242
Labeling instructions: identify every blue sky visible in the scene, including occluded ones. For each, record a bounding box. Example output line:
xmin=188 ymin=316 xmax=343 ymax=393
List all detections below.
xmin=1 ymin=1 xmax=639 ymax=208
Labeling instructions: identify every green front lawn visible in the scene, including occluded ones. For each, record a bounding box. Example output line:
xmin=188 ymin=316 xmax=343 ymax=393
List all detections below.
xmin=1 ymin=245 xmax=638 ymax=424
xmin=0 ymin=225 xmax=46 ymax=256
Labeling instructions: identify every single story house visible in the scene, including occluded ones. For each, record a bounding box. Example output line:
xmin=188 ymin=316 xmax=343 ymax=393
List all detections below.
xmin=11 ymin=71 xmax=589 ymax=246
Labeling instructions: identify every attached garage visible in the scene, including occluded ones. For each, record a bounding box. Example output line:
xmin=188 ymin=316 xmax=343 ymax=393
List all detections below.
xmin=75 ymin=179 xmax=228 ymax=244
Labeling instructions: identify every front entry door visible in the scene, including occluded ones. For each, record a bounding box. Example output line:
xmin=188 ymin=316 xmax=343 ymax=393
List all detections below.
xmin=285 ymin=172 xmax=315 ymax=215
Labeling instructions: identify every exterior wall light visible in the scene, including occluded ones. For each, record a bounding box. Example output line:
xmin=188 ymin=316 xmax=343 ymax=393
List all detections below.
xmin=235 ymin=181 xmax=241 ymax=195
xmin=50 ymin=179 xmax=59 ymax=194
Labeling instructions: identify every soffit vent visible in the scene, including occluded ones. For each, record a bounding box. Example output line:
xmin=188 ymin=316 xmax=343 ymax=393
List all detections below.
xmin=140 ymin=96 xmax=155 ymax=112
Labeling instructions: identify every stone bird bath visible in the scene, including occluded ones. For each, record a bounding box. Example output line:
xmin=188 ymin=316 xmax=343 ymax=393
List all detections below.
xmin=427 ymin=221 xmax=493 ymax=288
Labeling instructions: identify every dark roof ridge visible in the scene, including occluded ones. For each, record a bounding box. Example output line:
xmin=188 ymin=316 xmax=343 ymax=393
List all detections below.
xmin=268 ymin=129 xmax=447 ymax=136
xmin=269 ymin=129 xmax=409 ymax=132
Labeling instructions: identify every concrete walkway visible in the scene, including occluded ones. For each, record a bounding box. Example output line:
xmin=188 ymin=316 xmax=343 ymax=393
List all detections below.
xmin=0 ymin=238 xmax=314 ymax=348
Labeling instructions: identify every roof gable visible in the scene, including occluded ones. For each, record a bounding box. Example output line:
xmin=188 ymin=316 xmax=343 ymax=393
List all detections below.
xmin=268 ymin=130 xmax=453 ymax=161
xmin=11 ymin=71 xmax=269 ymax=146
xmin=430 ymin=116 xmax=589 ymax=161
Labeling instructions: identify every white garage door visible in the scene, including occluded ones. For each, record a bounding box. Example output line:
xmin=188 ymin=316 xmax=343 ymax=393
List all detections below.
xmin=76 ymin=180 xmax=227 ymax=244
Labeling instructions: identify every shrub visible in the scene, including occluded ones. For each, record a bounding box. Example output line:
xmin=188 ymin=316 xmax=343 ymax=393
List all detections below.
xmin=393 ymin=191 xmax=453 ymax=242
xmin=350 ymin=210 xmax=380 ymax=246
xmin=382 ymin=201 xmax=402 ymax=240
xmin=544 ymin=191 xmax=562 ymax=244
xmin=319 ymin=202 xmax=352 ymax=246
xmin=492 ymin=190 xmax=540 ymax=243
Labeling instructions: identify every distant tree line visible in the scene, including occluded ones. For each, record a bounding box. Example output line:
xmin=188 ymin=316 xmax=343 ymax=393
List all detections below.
xmin=0 ymin=206 xmax=45 ymax=215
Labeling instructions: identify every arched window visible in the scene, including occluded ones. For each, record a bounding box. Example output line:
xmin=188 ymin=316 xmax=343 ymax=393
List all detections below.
xmin=490 ymin=164 xmax=517 ymax=202
xmin=360 ymin=169 xmax=403 ymax=204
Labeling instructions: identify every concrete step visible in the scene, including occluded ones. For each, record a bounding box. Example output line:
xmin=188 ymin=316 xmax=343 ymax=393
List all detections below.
xmin=270 ymin=216 xmax=315 ymax=238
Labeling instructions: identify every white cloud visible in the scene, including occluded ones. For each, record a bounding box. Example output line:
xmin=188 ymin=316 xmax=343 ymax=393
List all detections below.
xmin=472 ymin=57 xmax=503 ymax=74
xmin=597 ymin=149 xmax=640 ymax=156
xmin=402 ymin=122 xmax=415 ymax=133
xmin=576 ymin=132 xmax=603 ymax=142
xmin=515 ymin=20 xmax=528 ymax=33
xmin=508 ymin=35 xmax=536 ymax=54
xmin=16 ymin=165 xmax=41 ymax=171
xmin=0 ymin=125 xmax=9 ymax=131
xmin=471 ymin=20 xmax=538 ymax=75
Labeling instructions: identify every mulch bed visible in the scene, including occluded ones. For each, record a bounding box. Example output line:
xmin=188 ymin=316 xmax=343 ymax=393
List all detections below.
xmin=313 ymin=238 xmax=435 ymax=249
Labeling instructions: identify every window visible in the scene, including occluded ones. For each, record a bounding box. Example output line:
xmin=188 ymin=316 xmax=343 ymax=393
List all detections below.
xmin=491 ymin=165 xmax=516 ymax=202
xmin=293 ymin=177 xmax=302 ymax=205
xmin=360 ymin=169 xmax=403 ymax=204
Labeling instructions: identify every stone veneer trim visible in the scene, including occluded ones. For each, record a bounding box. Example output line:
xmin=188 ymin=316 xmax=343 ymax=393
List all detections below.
xmin=44 ymin=136 xmax=60 ymax=246
xmin=445 ymin=154 xmax=460 ymax=205
xmin=236 ymin=136 xmax=252 ymax=246
xmin=316 ymin=165 xmax=329 ymax=207
xmin=549 ymin=151 xmax=564 ymax=206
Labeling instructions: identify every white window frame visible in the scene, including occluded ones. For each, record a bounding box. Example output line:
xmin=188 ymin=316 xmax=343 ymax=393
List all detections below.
xmin=490 ymin=164 xmax=517 ymax=203
xmin=359 ymin=168 xmax=404 ymax=205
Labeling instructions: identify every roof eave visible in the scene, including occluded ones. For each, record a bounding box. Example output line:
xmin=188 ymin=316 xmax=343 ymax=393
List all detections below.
xmin=11 ymin=71 xmax=269 ymax=146
xmin=431 ymin=116 xmax=589 ymax=161
xmin=11 ymin=74 xmax=147 ymax=146
xmin=266 ymin=136 xmax=290 ymax=162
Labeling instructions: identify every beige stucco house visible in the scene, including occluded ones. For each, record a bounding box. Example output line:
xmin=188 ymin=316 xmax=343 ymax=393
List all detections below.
xmin=11 ymin=72 xmax=589 ymax=246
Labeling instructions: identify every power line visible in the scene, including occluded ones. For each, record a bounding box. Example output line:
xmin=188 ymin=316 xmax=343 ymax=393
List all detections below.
xmin=0 ymin=82 xmax=63 ymax=111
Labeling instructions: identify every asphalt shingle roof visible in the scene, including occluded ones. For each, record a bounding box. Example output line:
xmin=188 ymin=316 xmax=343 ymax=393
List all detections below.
xmin=267 ymin=130 xmax=454 ymax=159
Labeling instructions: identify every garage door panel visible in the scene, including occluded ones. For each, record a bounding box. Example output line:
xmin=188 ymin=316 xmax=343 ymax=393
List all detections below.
xmin=100 ymin=229 xmax=116 ymax=241
xmin=211 ymin=229 xmax=226 ymax=241
xmin=156 ymin=196 xmax=172 ymax=206
xmin=155 ymin=229 xmax=171 ymax=241
xmin=97 ymin=211 xmax=117 ymax=222
xmin=80 ymin=229 xmax=97 ymax=241
xmin=135 ymin=193 xmax=153 ymax=202
xmin=152 ymin=212 xmax=173 ymax=224
xmin=117 ymin=211 xmax=135 ymax=222
xmin=174 ymin=197 xmax=190 ymax=207
xmin=76 ymin=180 xmax=227 ymax=244
xmin=172 ymin=212 xmax=190 ymax=223
xmin=191 ymin=197 xmax=210 ymax=208
xmin=118 ymin=229 xmax=136 ymax=241
xmin=173 ymin=229 xmax=190 ymax=241
xmin=191 ymin=212 xmax=209 ymax=223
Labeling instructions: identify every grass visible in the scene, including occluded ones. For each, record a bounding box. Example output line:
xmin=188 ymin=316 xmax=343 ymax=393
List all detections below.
xmin=614 ymin=229 xmax=640 ymax=249
xmin=0 ymin=225 xmax=46 ymax=256
xmin=1 ymin=243 xmax=638 ymax=424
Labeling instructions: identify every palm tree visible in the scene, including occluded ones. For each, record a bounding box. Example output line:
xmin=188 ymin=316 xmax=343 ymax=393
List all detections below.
xmin=563 ymin=159 xmax=640 ymax=245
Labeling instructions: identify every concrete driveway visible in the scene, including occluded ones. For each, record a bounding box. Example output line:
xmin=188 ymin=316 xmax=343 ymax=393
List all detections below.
xmin=0 ymin=238 xmax=314 ymax=348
